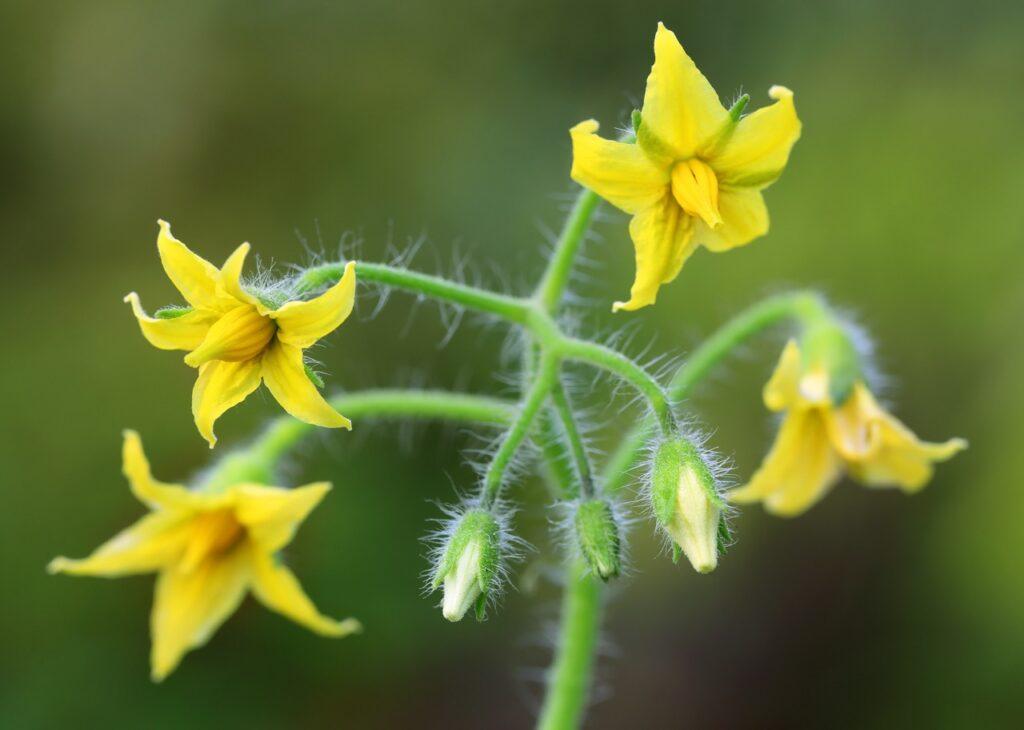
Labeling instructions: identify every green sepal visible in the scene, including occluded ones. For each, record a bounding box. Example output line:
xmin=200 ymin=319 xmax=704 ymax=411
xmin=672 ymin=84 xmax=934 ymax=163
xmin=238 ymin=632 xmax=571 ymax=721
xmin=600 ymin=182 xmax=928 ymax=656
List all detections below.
xmin=473 ymin=592 xmax=488 ymax=622
xmin=155 ymin=305 xmax=192 ymax=320
xmin=574 ymin=499 xmax=621 ymax=581
xmin=717 ymin=516 xmax=733 ymax=554
xmin=652 ymin=439 xmax=720 ymax=528
xmin=671 ymin=543 xmax=682 ymax=564
xmin=304 ymin=365 xmax=325 ymax=389
xmin=801 ymin=320 xmax=862 ymax=405
xmin=631 ymin=109 xmax=642 ymax=136
xmin=728 ymin=93 xmax=750 ymax=121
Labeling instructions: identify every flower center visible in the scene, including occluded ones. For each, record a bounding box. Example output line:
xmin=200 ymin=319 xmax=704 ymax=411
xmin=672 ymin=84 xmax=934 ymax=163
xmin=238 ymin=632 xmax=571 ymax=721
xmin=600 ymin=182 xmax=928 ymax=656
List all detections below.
xmin=178 ymin=508 xmax=246 ymax=573
xmin=185 ymin=305 xmax=277 ymax=367
xmin=670 ymin=158 xmax=722 ymax=228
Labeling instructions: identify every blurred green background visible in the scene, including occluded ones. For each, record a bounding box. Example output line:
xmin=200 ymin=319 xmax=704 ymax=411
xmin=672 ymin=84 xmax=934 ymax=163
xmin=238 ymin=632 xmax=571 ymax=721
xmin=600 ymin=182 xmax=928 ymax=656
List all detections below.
xmin=2 ymin=0 xmax=1020 ymax=727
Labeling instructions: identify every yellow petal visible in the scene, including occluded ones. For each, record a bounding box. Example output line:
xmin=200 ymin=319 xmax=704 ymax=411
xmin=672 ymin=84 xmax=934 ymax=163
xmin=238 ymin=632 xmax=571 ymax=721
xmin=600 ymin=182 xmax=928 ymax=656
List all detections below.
xmin=122 ymin=430 xmax=203 ymax=511
xmin=191 ymin=359 xmax=264 ymax=448
xmin=250 ymin=550 xmax=360 ymax=638
xmin=823 ymin=383 xmax=877 ymax=460
xmin=612 ymin=195 xmax=697 ymax=312
xmin=710 ymin=86 xmax=801 ymax=189
xmin=234 ymin=482 xmax=332 ymax=553
xmin=763 ymin=340 xmax=803 ymax=412
xmin=48 ymin=512 xmax=190 ymax=577
xmin=217 ymin=242 xmax=267 ymax=310
xmin=123 ymin=293 xmax=217 ymax=351
xmin=569 ymin=120 xmax=669 ymax=215
xmin=261 ymin=339 xmax=351 ymax=429
xmin=156 ymin=220 xmax=224 ymax=311
xmin=729 ymin=409 xmax=842 ymax=516
xmin=693 ymin=186 xmax=769 ymax=253
xmin=847 ymin=394 xmax=967 ymax=492
xmin=272 ymin=261 xmax=357 ymax=349
xmin=149 ymin=545 xmax=252 ymax=681
xmin=637 ymin=23 xmax=729 ymax=162
xmin=183 ymin=305 xmax=276 ymax=368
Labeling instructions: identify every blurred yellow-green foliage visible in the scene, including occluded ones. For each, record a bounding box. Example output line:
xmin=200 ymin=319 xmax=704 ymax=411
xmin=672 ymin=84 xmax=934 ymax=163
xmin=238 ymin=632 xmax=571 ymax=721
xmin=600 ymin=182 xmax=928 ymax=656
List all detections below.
xmin=1 ymin=1 xmax=1021 ymax=727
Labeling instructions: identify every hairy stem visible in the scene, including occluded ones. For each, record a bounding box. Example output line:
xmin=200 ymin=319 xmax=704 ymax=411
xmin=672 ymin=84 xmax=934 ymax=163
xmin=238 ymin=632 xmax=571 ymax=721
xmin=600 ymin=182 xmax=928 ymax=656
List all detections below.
xmin=603 ymin=291 xmax=829 ymax=494
xmin=246 ymin=389 xmax=517 ymax=468
xmin=535 ymin=189 xmax=601 ymax=312
xmin=537 ymin=561 xmax=603 ymax=730
xmin=558 ymin=337 xmax=677 ymax=435
xmin=549 ymin=377 xmax=595 ymax=499
xmin=481 ymin=357 xmax=557 ymax=508
xmin=298 ymin=261 xmax=532 ymax=324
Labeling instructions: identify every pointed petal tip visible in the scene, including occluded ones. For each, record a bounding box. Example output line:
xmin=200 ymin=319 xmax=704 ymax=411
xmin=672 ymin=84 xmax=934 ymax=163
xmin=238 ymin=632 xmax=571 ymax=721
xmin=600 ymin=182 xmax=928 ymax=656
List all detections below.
xmin=46 ymin=557 xmax=68 ymax=575
xmin=769 ymin=85 xmax=794 ymax=100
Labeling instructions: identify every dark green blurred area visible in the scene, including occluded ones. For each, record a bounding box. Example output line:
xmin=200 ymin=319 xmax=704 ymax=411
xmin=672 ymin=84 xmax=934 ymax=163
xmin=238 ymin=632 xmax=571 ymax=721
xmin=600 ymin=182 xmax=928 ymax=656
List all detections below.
xmin=1 ymin=0 xmax=1021 ymax=727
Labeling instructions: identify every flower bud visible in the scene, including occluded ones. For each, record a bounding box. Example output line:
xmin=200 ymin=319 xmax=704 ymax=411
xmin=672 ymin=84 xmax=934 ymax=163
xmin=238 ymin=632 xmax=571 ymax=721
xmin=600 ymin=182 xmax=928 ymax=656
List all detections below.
xmin=651 ymin=439 xmax=723 ymax=574
xmin=574 ymin=498 xmax=622 ymax=581
xmin=431 ymin=509 xmax=500 ymax=622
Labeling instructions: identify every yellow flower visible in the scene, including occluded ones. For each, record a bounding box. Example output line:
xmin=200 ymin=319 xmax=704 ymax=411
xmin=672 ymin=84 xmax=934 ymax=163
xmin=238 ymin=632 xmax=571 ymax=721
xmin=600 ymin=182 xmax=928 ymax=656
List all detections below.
xmin=728 ymin=341 xmax=967 ymax=516
xmin=49 ymin=431 xmax=359 ymax=681
xmin=570 ymin=23 xmax=801 ymax=311
xmin=125 ymin=220 xmax=356 ymax=447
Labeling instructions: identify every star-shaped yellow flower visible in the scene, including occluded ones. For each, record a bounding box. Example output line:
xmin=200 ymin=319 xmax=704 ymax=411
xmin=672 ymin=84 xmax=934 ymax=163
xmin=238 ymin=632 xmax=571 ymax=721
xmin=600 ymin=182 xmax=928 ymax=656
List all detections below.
xmin=728 ymin=341 xmax=966 ymax=516
xmin=570 ymin=23 xmax=801 ymax=311
xmin=49 ymin=431 xmax=359 ymax=681
xmin=125 ymin=220 xmax=356 ymax=447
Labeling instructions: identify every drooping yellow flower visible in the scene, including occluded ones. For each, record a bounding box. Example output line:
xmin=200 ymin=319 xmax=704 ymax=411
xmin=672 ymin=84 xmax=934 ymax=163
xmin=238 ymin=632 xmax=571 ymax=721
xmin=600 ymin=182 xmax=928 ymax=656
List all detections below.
xmin=49 ymin=431 xmax=359 ymax=681
xmin=570 ymin=23 xmax=801 ymax=311
xmin=126 ymin=220 xmax=356 ymax=447
xmin=728 ymin=341 xmax=966 ymax=516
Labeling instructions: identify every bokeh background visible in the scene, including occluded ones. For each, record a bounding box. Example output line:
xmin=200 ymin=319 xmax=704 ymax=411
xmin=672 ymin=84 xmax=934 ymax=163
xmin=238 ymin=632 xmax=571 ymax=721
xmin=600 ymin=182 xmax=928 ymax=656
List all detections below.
xmin=2 ymin=1 xmax=1021 ymax=727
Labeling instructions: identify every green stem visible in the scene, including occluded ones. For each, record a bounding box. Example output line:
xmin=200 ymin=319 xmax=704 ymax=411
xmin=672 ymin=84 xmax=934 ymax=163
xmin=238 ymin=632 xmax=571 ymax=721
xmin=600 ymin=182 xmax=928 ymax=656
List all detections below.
xmin=246 ymin=389 xmax=517 ymax=468
xmin=603 ymin=291 xmax=828 ymax=494
xmin=558 ymin=337 xmax=677 ymax=435
xmin=537 ymin=561 xmax=603 ymax=730
xmin=535 ymin=189 xmax=601 ymax=312
xmin=297 ymin=261 xmax=532 ymax=324
xmin=481 ymin=357 xmax=557 ymax=508
xmin=549 ymin=377 xmax=595 ymax=499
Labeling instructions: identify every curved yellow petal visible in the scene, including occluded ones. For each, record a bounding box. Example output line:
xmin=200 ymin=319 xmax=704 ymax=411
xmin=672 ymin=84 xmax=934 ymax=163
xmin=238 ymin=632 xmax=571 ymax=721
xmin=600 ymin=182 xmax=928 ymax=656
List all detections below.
xmin=250 ymin=550 xmax=361 ymax=638
xmin=261 ymin=339 xmax=351 ymax=429
xmin=122 ymin=430 xmax=202 ymax=511
xmin=710 ymin=86 xmax=801 ymax=189
xmin=823 ymin=383 xmax=877 ymax=460
xmin=191 ymin=359 xmax=264 ymax=448
xmin=156 ymin=220 xmax=223 ymax=311
xmin=183 ymin=305 xmax=276 ymax=368
xmin=763 ymin=340 xmax=803 ymax=412
xmin=693 ymin=186 xmax=768 ymax=253
xmin=847 ymin=398 xmax=967 ymax=492
xmin=149 ymin=545 xmax=252 ymax=681
xmin=48 ymin=512 xmax=190 ymax=578
xmin=234 ymin=482 xmax=332 ymax=553
xmin=272 ymin=262 xmax=356 ymax=349
xmin=569 ymin=120 xmax=669 ymax=215
xmin=124 ymin=293 xmax=217 ymax=351
xmin=637 ymin=23 xmax=729 ymax=162
xmin=612 ymin=195 xmax=697 ymax=312
xmin=217 ymin=242 xmax=266 ymax=310
xmin=729 ymin=409 xmax=842 ymax=516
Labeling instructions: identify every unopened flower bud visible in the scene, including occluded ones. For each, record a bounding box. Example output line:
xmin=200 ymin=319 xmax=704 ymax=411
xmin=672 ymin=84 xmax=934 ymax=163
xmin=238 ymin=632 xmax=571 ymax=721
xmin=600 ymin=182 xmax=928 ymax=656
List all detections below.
xmin=431 ymin=509 xmax=500 ymax=622
xmin=574 ymin=498 xmax=621 ymax=581
xmin=651 ymin=439 xmax=723 ymax=574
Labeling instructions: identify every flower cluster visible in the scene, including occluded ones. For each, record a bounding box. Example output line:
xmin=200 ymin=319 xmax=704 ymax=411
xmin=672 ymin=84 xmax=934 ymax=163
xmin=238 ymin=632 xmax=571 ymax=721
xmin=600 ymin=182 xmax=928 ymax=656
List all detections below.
xmin=50 ymin=22 xmax=964 ymax=695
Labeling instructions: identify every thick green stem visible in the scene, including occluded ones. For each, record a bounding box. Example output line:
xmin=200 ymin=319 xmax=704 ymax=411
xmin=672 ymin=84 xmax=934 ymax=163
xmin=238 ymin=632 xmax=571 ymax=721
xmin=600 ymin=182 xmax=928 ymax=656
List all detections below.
xmin=298 ymin=261 xmax=532 ymax=324
xmin=481 ymin=357 xmax=557 ymax=508
xmin=558 ymin=337 xmax=677 ymax=435
xmin=535 ymin=189 xmax=601 ymax=312
xmin=549 ymin=377 xmax=595 ymax=499
xmin=602 ymin=291 xmax=829 ymax=494
xmin=537 ymin=561 xmax=603 ymax=730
